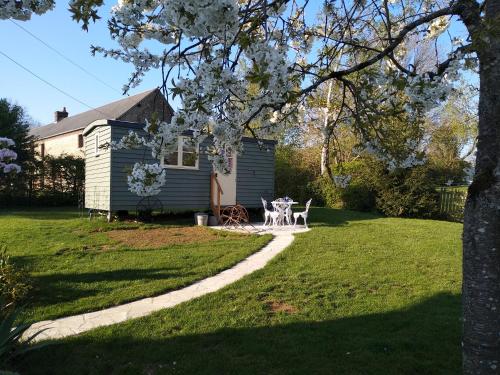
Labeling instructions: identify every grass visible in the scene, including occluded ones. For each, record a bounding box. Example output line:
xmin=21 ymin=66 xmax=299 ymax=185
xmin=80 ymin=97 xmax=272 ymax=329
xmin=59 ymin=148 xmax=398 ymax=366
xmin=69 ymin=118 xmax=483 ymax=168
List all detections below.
xmin=12 ymin=208 xmax=463 ymax=374
xmin=0 ymin=208 xmax=271 ymax=323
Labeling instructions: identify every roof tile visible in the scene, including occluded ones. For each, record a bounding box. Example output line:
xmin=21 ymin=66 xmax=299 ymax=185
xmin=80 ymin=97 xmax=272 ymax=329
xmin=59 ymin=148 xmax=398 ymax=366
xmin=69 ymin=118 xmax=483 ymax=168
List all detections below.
xmin=30 ymin=88 xmax=159 ymax=139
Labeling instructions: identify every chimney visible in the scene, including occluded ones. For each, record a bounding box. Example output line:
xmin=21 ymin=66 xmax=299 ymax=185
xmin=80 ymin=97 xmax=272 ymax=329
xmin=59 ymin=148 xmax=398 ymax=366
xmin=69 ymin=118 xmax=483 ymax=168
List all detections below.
xmin=54 ymin=107 xmax=68 ymax=122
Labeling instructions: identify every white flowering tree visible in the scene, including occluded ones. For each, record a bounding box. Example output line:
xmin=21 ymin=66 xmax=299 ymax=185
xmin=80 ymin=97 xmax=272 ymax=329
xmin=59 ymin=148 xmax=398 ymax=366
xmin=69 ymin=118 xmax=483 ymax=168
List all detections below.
xmin=127 ymin=162 xmax=166 ymax=197
xmin=0 ymin=137 xmax=21 ymax=175
xmin=1 ymin=0 xmax=499 ymax=372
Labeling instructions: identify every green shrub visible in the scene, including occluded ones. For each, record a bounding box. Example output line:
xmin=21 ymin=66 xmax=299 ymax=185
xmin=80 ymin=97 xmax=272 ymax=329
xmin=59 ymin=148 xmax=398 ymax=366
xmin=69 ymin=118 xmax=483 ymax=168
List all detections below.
xmin=275 ymin=145 xmax=320 ymax=203
xmin=341 ymin=183 xmax=376 ymax=212
xmin=0 ymin=248 xmax=31 ymax=308
xmin=373 ymin=166 xmax=440 ymax=218
xmin=311 ymin=158 xmax=440 ymax=218
xmin=309 ymin=176 xmax=339 ymax=208
xmin=311 ymin=176 xmax=376 ymax=212
xmin=276 ymin=145 xmax=444 ymax=219
xmin=0 ymin=154 xmax=84 ymax=207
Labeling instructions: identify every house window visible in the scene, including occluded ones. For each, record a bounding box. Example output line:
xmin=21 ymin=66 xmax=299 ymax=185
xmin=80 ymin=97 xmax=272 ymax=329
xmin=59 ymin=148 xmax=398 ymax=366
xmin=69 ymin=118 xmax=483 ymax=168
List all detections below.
xmin=95 ymin=133 xmax=100 ymax=156
xmin=78 ymin=134 xmax=84 ymax=148
xmin=40 ymin=143 xmax=45 ymax=158
xmin=162 ymin=136 xmax=199 ymax=169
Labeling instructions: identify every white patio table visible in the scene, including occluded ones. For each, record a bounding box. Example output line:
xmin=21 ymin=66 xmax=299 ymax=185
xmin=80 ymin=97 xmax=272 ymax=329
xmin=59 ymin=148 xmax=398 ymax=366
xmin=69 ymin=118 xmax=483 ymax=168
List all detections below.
xmin=271 ymin=199 xmax=298 ymax=226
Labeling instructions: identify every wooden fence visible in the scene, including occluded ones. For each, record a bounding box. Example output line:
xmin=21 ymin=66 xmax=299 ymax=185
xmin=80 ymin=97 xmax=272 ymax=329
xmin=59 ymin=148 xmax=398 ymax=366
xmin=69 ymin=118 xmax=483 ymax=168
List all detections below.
xmin=438 ymin=187 xmax=467 ymax=222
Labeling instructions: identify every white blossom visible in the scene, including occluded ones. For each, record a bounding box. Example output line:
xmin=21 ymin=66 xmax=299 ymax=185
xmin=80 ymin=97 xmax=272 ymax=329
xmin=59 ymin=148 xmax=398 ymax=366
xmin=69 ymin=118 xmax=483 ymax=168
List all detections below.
xmin=0 ymin=137 xmax=15 ymax=147
xmin=426 ymin=16 xmax=450 ymax=40
xmin=333 ymin=175 xmax=352 ymax=188
xmin=2 ymin=0 xmax=469 ymax=198
xmin=0 ymin=148 xmax=17 ymax=161
xmin=364 ymin=138 xmax=425 ymax=172
xmin=127 ymin=162 xmax=166 ymax=197
xmin=0 ymin=137 xmax=21 ymax=174
xmin=0 ymin=0 xmax=54 ymax=20
xmin=1 ymin=163 xmax=21 ymax=173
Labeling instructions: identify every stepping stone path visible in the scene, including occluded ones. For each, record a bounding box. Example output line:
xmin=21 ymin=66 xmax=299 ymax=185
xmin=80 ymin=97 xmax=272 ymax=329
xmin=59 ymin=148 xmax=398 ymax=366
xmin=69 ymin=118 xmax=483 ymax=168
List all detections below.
xmin=25 ymin=225 xmax=309 ymax=342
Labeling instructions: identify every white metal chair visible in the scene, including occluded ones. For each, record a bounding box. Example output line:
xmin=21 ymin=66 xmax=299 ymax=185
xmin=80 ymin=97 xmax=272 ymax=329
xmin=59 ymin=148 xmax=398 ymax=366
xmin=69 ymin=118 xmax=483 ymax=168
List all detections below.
xmin=272 ymin=204 xmax=286 ymax=226
xmin=293 ymin=199 xmax=312 ymax=228
xmin=272 ymin=199 xmax=291 ymax=226
xmin=261 ymin=197 xmax=273 ymax=226
xmin=284 ymin=205 xmax=293 ymax=225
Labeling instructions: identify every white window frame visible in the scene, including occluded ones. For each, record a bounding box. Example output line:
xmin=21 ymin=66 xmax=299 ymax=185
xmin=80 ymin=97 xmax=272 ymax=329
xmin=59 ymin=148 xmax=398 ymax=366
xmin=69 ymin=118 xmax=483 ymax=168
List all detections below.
xmin=161 ymin=136 xmax=199 ymax=170
xmin=95 ymin=133 xmax=100 ymax=156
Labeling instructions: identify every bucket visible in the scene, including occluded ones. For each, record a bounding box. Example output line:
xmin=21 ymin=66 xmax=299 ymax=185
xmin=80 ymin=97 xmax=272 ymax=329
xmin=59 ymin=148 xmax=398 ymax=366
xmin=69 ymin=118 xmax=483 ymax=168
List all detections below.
xmin=208 ymin=215 xmax=219 ymax=226
xmin=195 ymin=213 xmax=209 ymax=226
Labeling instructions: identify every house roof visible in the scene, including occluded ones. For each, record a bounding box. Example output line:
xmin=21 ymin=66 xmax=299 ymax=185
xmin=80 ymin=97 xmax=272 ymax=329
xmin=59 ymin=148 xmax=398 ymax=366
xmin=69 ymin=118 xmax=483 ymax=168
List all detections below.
xmin=83 ymin=120 xmax=278 ymax=146
xmin=30 ymin=89 xmax=161 ymax=140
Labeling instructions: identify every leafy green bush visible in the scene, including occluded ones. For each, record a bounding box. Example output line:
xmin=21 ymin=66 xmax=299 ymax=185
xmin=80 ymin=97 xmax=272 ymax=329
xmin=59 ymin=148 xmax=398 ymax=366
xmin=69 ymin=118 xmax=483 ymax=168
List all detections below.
xmin=426 ymin=158 xmax=470 ymax=186
xmin=341 ymin=183 xmax=376 ymax=212
xmin=0 ymin=248 xmax=31 ymax=308
xmin=310 ymin=158 xmax=439 ymax=218
xmin=373 ymin=166 xmax=440 ymax=218
xmin=275 ymin=145 xmax=319 ymax=204
xmin=310 ymin=176 xmax=376 ymax=212
xmin=276 ymin=145 xmax=444 ymax=219
xmin=0 ymin=154 xmax=84 ymax=207
xmin=308 ymin=176 xmax=339 ymax=208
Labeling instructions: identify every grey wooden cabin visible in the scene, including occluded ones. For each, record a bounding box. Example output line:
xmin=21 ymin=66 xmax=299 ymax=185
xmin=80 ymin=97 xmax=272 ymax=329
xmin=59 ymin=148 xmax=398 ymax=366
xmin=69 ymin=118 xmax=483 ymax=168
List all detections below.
xmin=83 ymin=119 xmax=275 ymax=214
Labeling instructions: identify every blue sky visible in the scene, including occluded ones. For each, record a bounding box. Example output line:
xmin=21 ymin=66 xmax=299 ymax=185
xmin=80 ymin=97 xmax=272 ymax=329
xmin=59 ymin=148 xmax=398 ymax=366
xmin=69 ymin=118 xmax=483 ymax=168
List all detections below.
xmin=0 ymin=2 xmax=476 ymax=126
xmin=0 ymin=2 xmax=168 ymax=125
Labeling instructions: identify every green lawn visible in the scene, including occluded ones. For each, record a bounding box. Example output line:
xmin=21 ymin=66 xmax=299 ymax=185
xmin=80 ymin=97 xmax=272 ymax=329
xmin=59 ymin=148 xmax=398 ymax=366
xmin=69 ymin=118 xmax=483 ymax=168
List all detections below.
xmin=0 ymin=208 xmax=271 ymax=323
xmin=12 ymin=208 xmax=463 ymax=374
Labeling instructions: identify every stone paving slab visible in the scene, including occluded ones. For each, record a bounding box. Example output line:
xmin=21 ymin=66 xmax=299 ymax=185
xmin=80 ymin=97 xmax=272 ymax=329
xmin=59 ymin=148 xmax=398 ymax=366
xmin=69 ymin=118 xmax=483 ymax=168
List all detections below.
xmin=24 ymin=226 xmax=309 ymax=342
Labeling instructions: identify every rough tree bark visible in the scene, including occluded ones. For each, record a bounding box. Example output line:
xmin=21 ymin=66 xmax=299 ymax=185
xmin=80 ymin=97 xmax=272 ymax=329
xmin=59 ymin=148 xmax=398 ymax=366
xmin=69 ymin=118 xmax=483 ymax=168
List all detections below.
xmin=462 ymin=1 xmax=500 ymax=373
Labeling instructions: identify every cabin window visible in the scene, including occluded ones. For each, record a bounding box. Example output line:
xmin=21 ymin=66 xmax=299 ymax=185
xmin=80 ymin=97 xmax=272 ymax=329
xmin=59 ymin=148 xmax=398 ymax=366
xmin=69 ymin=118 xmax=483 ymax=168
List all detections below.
xmin=78 ymin=134 xmax=84 ymax=148
xmin=162 ymin=136 xmax=199 ymax=169
xmin=95 ymin=133 xmax=100 ymax=156
xmin=182 ymin=138 xmax=197 ymax=167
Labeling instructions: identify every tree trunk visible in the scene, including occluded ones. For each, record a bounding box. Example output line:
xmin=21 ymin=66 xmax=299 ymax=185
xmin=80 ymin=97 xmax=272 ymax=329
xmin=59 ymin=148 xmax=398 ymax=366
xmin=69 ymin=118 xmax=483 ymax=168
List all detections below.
xmin=320 ymin=135 xmax=333 ymax=178
xmin=320 ymin=81 xmax=333 ymax=177
xmin=462 ymin=2 xmax=500 ymax=372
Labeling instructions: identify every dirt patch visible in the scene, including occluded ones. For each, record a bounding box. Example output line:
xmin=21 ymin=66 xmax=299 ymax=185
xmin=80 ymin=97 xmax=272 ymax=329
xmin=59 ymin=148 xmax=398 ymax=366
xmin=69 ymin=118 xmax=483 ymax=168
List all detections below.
xmin=106 ymin=226 xmax=243 ymax=249
xmin=266 ymin=300 xmax=298 ymax=314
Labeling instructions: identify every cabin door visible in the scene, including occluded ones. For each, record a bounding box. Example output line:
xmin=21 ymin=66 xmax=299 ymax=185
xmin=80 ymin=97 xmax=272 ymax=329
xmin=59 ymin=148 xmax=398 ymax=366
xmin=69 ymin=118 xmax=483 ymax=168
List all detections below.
xmin=215 ymin=153 xmax=237 ymax=206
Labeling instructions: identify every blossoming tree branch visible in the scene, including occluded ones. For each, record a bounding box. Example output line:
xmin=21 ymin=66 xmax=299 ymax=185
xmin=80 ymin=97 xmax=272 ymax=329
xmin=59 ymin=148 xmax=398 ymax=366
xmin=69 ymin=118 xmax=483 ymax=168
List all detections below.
xmin=0 ymin=137 xmax=21 ymax=174
xmin=1 ymin=0 xmax=499 ymax=373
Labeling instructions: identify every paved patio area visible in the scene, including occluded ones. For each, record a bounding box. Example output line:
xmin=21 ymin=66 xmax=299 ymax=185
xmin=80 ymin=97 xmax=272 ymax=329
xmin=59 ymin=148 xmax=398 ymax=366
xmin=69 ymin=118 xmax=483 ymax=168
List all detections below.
xmin=211 ymin=222 xmax=310 ymax=235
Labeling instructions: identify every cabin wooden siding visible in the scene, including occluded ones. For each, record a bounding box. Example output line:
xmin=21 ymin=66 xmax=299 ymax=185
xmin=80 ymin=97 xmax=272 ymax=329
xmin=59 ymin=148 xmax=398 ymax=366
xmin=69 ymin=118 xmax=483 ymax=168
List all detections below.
xmin=109 ymin=125 xmax=212 ymax=212
xmin=84 ymin=121 xmax=275 ymax=212
xmin=84 ymin=126 xmax=111 ymax=211
xmin=236 ymin=141 xmax=275 ymax=207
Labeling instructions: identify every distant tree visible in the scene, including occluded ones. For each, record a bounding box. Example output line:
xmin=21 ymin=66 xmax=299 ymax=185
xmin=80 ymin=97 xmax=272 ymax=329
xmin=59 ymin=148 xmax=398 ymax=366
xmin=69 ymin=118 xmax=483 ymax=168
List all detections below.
xmin=429 ymin=86 xmax=477 ymax=160
xmin=0 ymin=99 xmax=36 ymax=196
xmin=424 ymin=85 xmax=477 ymax=185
